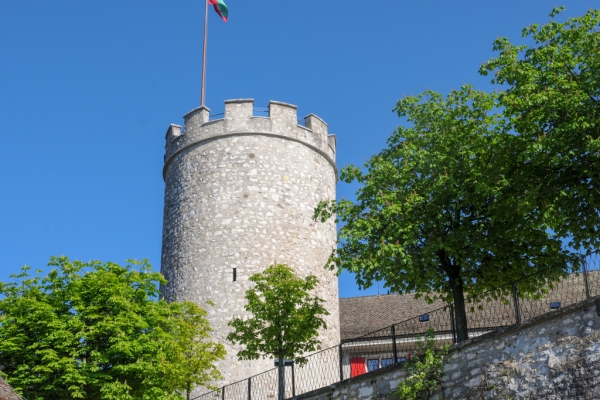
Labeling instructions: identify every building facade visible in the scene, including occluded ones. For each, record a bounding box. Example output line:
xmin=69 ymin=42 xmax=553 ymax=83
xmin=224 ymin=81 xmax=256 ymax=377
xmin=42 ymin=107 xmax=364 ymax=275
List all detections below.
xmin=160 ymin=99 xmax=340 ymax=388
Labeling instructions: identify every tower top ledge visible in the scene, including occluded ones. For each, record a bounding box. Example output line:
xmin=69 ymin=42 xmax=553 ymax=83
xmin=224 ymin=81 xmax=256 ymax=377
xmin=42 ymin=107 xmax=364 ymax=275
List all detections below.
xmin=163 ymin=99 xmax=337 ymax=179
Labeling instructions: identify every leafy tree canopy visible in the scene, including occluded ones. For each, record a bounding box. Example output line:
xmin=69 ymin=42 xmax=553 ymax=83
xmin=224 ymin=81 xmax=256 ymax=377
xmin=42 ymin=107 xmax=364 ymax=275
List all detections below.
xmin=227 ymin=264 xmax=328 ymax=400
xmin=163 ymin=301 xmax=226 ymax=400
xmin=481 ymin=6 xmax=600 ymax=251
xmin=396 ymin=330 xmax=448 ymax=400
xmin=0 ymin=256 xmax=225 ymax=400
xmin=315 ymin=86 xmax=577 ymax=342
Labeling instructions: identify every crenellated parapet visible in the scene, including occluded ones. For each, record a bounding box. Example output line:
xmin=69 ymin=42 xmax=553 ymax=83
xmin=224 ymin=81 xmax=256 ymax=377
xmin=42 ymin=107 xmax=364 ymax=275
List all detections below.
xmin=163 ymin=99 xmax=337 ymax=179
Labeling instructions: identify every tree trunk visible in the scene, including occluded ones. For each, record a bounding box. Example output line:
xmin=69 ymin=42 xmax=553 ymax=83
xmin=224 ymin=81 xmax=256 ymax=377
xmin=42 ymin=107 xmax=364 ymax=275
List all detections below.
xmin=449 ymin=275 xmax=469 ymax=342
xmin=438 ymin=250 xmax=469 ymax=343
xmin=187 ymin=382 xmax=191 ymax=400
xmin=278 ymin=353 xmax=285 ymax=400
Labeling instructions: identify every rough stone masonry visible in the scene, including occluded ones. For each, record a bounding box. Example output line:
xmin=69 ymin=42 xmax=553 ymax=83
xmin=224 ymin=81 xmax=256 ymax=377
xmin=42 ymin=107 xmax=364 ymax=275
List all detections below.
xmin=160 ymin=99 xmax=341 ymax=389
xmin=294 ymin=298 xmax=600 ymax=400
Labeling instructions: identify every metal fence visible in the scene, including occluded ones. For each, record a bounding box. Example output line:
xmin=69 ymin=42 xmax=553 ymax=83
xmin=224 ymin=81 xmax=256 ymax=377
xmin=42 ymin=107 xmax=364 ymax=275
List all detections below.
xmin=204 ymin=108 xmax=307 ymax=127
xmin=192 ymin=252 xmax=600 ymax=400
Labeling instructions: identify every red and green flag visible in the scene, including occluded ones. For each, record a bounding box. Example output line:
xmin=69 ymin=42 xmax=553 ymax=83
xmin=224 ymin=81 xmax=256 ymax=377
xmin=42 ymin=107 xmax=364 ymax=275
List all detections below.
xmin=209 ymin=0 xmax=229 ymax=22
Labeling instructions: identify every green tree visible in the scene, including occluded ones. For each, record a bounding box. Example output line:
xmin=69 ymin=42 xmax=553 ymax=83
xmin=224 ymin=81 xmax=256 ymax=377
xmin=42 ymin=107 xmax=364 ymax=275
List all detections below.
xmin=166 ymin=301 xmax=226 ymax=400
xmin=396 ymin=330 xmax=448 ymax=400
xmin=226 ymin=264 xmax=328 ymax=400
xmin=480 ymin=7 xmax=600 ymax=251
xmin=315 ymin=86 xmax=576 ymax=342
xmin=0 ymin=256 xmax=225 ymax=400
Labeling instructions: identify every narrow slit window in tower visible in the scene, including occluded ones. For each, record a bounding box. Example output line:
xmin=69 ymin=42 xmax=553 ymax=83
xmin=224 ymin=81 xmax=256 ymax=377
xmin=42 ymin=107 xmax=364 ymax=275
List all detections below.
xmin=233 ymin=268 xmax=237 ymax=282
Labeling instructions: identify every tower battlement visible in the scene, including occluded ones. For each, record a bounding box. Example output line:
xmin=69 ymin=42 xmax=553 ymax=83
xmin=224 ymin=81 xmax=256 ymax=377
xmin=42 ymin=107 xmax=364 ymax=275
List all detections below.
xmin=164 ymin=99 xmax=337 ymax=179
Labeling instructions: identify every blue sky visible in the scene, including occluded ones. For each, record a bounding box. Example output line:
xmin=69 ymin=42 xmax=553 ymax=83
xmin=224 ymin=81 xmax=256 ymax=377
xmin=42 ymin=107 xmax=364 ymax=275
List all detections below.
xmin=0 ymin=1 xmax=596 ymax=298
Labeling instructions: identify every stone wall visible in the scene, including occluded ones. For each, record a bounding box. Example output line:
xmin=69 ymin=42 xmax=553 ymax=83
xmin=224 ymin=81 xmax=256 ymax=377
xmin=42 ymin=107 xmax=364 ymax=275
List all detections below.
xmin=160 ymin=99 xmax=340 ymax=391
xmin=441 ymin=298 xmax=600 ymax=399
xmin=293 ymin=298 xmax=600 ymax=400
xmin=294 ymin=364 xmax=407 ymax=400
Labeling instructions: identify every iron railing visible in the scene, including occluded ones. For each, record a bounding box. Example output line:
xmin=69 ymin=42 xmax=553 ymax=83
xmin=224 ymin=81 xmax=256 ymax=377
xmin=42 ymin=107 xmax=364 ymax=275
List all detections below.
xmin=192 ymin=252 xmax=600 ymax=400
xmin=203 ymin=108 xmax=307 ymax=127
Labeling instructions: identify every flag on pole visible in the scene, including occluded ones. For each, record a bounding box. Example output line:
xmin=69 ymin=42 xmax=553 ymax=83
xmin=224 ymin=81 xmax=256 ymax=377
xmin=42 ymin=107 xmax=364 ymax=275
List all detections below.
xmin=209 ymin=0 xmax=229 ymax=22
xmin=200 ymin=0 xmax=229 ymax=106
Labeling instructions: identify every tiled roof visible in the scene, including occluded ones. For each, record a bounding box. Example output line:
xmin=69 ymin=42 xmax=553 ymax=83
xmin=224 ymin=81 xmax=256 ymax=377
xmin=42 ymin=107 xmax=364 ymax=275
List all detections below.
xmin=339 ymin=271 xmax=599 ymax=341
xmin=339 ymin=292 xmax=445 ymax=341
xmin=0 ymin=376 xmax=22 ymax=400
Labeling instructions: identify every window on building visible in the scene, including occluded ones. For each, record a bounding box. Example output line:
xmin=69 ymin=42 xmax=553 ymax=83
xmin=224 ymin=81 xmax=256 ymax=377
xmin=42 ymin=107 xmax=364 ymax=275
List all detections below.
xmin=350 ymin=357 xmax=366 ymax=378
xmin=381 ymin=358 xmax=394 ymax=368
xmin=367 ymin=359 xmax=379 ymax=371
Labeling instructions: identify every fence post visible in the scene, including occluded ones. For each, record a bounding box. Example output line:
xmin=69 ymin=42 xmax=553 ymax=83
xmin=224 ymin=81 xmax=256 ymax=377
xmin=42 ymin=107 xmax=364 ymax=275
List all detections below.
xmin=582 ymin=255 xmax=591 ymax=299
xmin=338 ymin=343 xmax=344 ymax=382
xmin=512 ymin=282 xmax=521 ymax=324
xmin=449 ymin=304 xmax=457 ymax=344
xmin=247 ymin=377 xmax=251 ymax=400
xmin=291 ymin=364 xmax=296 ymax=398
xmin=221 ymin=385 xmax=225 ymax=400
xmin=391 ymin=324 xmax=398 ymax=364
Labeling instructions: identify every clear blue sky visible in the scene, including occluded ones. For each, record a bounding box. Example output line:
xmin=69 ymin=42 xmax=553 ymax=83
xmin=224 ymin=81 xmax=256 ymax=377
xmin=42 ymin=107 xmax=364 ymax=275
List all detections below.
xmin=0 ymin=1 xmax=596 ymax=297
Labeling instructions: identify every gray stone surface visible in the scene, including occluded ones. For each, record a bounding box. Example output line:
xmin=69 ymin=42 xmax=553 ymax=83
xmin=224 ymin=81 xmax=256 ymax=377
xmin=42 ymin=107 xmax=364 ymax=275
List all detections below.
xmin=293 ymin=299 xmax=600 ymax=400
xmin=160 ymin=99 xmax=340 ymax=392
xmin=440 ymin=299 xmax=600 ymax=399
xmin=294 ymin=365 xmax=407 ymax=400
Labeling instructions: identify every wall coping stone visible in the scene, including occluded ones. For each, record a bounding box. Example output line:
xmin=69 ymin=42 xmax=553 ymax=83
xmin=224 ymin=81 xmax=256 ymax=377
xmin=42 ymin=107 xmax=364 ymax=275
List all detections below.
xmin=223 ymin=98 xmax=254 ymax=104
xmin=304 ymin=113 xmax=328 ymax=127
xmin=182 ymin=105 xmax=210 ymax=119
xmin=292 ymin=362 xmax=406 ymax=400
xmin=269 ymin=100 xmax=298 ymax=109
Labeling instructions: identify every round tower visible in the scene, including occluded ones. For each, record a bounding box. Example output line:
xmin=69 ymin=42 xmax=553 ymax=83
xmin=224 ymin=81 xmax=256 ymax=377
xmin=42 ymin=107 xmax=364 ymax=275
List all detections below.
xmin=160 ymin=99 xmax=340 ymax=388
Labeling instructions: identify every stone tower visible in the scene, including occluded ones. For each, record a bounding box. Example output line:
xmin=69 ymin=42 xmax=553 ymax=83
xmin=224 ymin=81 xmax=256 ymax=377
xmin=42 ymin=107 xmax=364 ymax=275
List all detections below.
xmin=160 ymin=99 xmax=340 ymax=387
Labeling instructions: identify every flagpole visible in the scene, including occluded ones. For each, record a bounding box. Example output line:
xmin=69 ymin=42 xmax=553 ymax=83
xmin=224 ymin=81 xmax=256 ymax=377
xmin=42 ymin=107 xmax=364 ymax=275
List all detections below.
xmin=201 ymin=0 xmax=209 ymax=106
